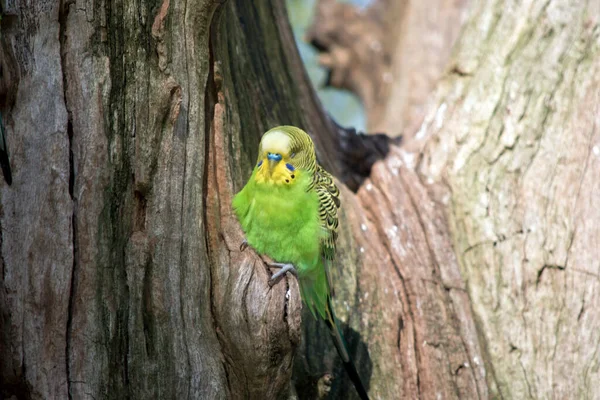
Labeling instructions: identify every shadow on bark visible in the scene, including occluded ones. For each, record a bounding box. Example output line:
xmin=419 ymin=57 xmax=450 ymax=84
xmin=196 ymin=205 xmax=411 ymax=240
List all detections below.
xmin=293 ymin=311 xmax=373 ymax=400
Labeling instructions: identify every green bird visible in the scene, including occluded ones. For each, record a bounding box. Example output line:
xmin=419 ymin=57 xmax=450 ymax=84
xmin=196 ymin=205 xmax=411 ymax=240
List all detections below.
xmin=232 ymin=126 xmax=369 ymax=399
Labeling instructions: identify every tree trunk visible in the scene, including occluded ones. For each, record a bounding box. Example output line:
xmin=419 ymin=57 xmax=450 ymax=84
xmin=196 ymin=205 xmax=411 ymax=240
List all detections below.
xmin=310 ymin=0 xmax=600 ymax=398
xmin=1 ymin=0 xmax=599 ymax=400
xmin=0 ymin=1 xmax=307 ymax=398
xmin=418 ymin=2 xmax=600 ymax=398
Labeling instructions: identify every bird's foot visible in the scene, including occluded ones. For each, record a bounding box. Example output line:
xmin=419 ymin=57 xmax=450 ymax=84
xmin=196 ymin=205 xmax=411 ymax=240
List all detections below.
xmin=317 ymin=373 xmax=333 ymax=399
xmin=268 ymin=263 xmax=297 ymax=286
xmin=317 ymin=374 xmax=333 ymax=399
xmin=240 ymin=239 xmax=248 ymax=252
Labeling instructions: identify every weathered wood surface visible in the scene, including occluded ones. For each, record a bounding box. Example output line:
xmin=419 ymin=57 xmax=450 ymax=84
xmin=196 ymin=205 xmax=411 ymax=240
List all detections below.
xmin=417 ymin=2 xmax=600 ymax=398
xmin=0 ymin=3 xmax=72 ymax=398
xmin=310 ymin=0 xmax=600 ymax=398
xmin=1 ymin=1 xmax=305 ymax=398
xmin=1 ymin=0 xmax=598 ymax=399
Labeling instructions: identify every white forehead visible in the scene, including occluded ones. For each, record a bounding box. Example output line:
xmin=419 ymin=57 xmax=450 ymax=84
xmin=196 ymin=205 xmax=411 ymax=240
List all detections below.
xmin=261 ymin=130 xmax=291 ymax=154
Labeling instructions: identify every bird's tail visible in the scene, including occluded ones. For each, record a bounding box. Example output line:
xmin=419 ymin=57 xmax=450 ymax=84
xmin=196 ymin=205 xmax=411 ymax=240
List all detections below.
xmin=324 ymin=297 xmax=370 ymax=400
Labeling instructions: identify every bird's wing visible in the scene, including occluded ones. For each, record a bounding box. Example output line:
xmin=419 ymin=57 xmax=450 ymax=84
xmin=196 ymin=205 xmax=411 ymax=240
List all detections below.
xmin=312 ymin=164 xmax=340 ymax=299
xmin=314 ymin=165 xmax=340 ymax=260
xmin=313 ymin=167 xmax=369 ymax=399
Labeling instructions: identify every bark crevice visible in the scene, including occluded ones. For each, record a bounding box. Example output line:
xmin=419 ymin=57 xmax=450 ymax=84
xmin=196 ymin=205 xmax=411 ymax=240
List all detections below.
xmin=203 ymin=5 xmax=231 ymax=397
xmin=59 ymin=2 xmax=76 ymax=399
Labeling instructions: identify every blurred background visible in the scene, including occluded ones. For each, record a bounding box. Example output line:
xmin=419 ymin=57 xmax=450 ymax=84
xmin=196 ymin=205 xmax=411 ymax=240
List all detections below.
xmin=287 ymin=0 xmax=368 ymax=131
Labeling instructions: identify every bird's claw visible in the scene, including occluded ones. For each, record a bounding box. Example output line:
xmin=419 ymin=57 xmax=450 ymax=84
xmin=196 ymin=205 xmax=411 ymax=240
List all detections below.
xmin=268 ymin=263 xmax=297 ymax=287
xmin=317 ymin=373 xmax=333 ymax=399
xmin=240 ymin=239 xmax=248 ymax=252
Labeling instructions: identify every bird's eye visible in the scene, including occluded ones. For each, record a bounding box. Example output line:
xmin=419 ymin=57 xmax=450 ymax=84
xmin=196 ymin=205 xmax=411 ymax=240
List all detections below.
xmin=290 ymin=152 xmax=296 ymax=158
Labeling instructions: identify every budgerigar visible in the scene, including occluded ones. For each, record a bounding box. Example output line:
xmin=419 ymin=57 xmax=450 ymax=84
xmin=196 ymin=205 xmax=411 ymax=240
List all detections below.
xmin=232 ymin=126 xmax=369 ymax=399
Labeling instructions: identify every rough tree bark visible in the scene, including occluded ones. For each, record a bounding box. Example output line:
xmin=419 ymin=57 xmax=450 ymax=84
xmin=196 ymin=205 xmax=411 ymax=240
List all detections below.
xmin=0 ymin=1 xmax=308 ymax=398
xmin=419 ymin=2 xmax=600 ymax=398
xmin=1 ymin=0 xmax=598 ymax=400
xmin=311 ymin=0 xmax=600 ymax=399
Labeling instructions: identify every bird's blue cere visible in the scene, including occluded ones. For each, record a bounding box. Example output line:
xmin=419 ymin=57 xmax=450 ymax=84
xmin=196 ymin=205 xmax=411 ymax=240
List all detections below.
xmin=285 ymin=163 xmax=295 ymax=171
xmin=267 ymin=152 xmax=282 ymax=161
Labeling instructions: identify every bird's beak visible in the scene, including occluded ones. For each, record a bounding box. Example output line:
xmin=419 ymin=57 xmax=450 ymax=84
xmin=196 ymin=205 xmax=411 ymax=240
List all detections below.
xmin=267 ymin=153 xmax=282 ymax=171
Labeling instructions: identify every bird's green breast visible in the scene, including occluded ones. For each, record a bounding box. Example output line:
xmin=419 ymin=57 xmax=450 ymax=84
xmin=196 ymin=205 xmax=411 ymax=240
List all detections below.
xmin=232 ymin=170 xmax=323 ymax=274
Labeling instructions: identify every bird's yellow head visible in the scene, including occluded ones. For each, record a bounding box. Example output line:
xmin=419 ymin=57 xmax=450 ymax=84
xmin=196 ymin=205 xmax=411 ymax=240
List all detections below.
xmin=254 ymin=126 xmax=316 ymax=185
